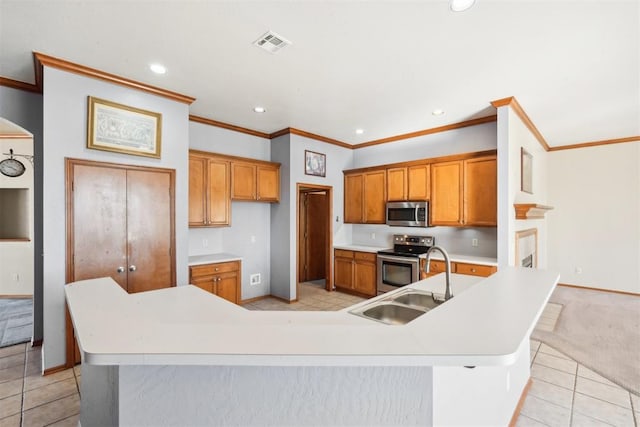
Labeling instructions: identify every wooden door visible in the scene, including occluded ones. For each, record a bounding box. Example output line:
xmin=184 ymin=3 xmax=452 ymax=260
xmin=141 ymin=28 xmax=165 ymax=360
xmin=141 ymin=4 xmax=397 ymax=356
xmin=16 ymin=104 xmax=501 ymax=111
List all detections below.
xmin=188 ymin=156 xmax=207 ymax=226
xmin=408 ymin=164 xmax=430 ymax=201
xmin=464 ymin=156 xmax=497 ymax=226
xmin=430 ymin=161 xmax=463 ymax=226
xmin=126 ymin=169 xmax=174 ymax=293
xmin=363 ymin=170 xmax=386 ymax=223
xmin=353 ymin=259 xmax=376 ymax=296
xmin=344 ymin=174 xmax=363 ymax=223
xmin=216 ymin=271 xmax=239 ymax=303
xmin=334 ymin=254 xmax=354 ymax=289
xmin=71 ymin=164 xmax=128 ymax=290
xmin=386 ymin=167 xmax=407 ymax=201
xmin=208 ymin=159 xmax=230 ymax=225
xmin=257 ymin=165 xmax=280 ymax=202
xmin=305 ymin=192 xmax=327 ymax=281
xmin=231 ymin=162 xmax=256 ymax=200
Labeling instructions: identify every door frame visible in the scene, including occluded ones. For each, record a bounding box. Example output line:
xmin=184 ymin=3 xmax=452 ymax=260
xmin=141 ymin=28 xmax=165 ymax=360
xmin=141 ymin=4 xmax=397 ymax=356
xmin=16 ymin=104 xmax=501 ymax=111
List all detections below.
xmin=296 ymin=183 xmax=333 ymax=298
xmin=64 ymin=158 xmax=176 ymax=368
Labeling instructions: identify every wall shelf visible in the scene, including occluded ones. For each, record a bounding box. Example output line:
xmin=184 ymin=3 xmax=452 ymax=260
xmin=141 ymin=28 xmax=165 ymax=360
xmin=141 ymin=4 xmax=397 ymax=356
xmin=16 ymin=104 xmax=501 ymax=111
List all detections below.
xmin=514 ymin=204 xmax=554 ymax=220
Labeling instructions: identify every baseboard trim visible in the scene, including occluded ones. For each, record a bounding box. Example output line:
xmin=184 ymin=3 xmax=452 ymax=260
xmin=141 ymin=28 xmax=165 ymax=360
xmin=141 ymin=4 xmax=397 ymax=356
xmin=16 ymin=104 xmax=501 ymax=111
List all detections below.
xmin=31 ymin=339 xmax=42 ymax=347
xmin=240 ymin=295 xmax=271 ymax=305
xmin=43 ymin=364 xmax=67 ymax=376
xmin=271 ymin=294 xmax=298 ymax=304
xmin=509 ymin=378 xmax=533 ymax=427
xmin=0 ymin=294 xmax=33 ymax=299
xmin=558 ymin=283 xmax=639 ymax=297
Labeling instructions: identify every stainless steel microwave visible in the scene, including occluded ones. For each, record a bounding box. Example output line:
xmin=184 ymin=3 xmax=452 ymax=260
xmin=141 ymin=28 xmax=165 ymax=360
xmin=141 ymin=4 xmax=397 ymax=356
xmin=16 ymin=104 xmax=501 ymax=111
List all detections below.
xmin=386 ymin=201 xmax=429 ymax=227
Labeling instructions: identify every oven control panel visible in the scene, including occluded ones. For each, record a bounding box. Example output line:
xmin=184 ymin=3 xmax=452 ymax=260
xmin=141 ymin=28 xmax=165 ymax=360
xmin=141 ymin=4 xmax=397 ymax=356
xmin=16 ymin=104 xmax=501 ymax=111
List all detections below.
xmin=393 ymin=234 xmax=434 ymax=247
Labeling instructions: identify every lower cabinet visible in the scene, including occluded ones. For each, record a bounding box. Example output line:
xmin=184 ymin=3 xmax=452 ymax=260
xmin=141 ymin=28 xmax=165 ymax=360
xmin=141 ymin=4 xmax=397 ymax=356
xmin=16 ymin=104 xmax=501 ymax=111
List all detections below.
xmin=420 ymin=259 xmax=497 ymax=280
xmin=334 ymin=250 xmax=377 ymax=297
xmin=189 ymin=260 xmax=241 ymax=304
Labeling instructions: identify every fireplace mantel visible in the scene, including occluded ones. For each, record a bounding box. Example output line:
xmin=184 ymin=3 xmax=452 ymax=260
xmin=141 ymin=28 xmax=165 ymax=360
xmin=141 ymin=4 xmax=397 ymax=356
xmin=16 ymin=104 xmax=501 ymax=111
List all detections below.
xmin=514 ymin=204 xmax=554 ymax=220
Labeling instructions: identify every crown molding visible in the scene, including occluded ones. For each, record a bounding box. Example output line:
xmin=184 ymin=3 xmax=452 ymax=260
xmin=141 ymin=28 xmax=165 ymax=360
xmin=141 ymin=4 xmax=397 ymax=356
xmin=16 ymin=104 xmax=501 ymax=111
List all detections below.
xmin=547 ymin=135 xmax=640 ymax=152
xmin=271 ymin=127 xmax=353 ymax=149
xmin=189 ymin=115 xmax=271 ymax=139
xmin=491 ymin=96 xmax=551 ymax=151
xmin=354 ymin=115 xmax=498 ymax=149
xmin=0 ymin=76 xmax=40 ymax=93
xmin=33 ymin=52 xmax=196 ymax=104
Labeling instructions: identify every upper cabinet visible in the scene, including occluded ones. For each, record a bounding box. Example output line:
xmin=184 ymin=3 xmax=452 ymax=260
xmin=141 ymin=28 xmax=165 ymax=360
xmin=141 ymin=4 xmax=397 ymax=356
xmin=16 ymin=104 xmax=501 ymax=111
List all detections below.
xmin=344 ymin=151 xmax=496 ymax=227
xmin=430 ymin=155 xmax=497 ymax=227
xmin=189 ymin=150 xmax=280 ymax=228
xmin=344 ymin=170 xmax=386 ymax=224
xmin=189 ymin=154 xmax=230 ymax=227
xmin=231 ymin=161 xmax=280 ymax=202
xmin=386 ymin=164 xmax=431 ymax=202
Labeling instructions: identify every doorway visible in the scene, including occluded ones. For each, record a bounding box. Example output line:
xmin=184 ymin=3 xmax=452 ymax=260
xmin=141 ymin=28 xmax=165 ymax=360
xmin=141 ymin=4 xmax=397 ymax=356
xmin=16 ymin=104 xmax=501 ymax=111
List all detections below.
xmin=296 ymin=183 xmax=332 ymax=299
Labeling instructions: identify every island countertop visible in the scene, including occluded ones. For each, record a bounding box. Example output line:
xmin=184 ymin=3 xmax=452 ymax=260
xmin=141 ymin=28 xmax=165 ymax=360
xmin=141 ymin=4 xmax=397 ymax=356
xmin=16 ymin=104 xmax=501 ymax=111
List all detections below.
xmin=65 ymin=267 xmax=558 ymax=367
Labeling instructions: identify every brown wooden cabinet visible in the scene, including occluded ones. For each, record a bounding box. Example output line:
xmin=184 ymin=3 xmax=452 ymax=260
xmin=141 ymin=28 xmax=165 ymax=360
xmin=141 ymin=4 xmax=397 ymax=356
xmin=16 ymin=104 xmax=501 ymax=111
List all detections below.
xmin=334 ymin=249 xmax=377 ymax=297
xmin=387 ymin=164 xmax=430 ymax=202
xmin=420 ymin=258 xmax=497 ymax=279
xmin=343 ymin=170 xmax=386 ymax=224
xmin=189 ymin=154 xmax=230 ymax=227
xmin=189 ymin=260 xmax=241 ymax=304
xmin=231 ymin=161 xmax=280 ymax=202
xmin=430 ymin=155 xmax=496 ymax=227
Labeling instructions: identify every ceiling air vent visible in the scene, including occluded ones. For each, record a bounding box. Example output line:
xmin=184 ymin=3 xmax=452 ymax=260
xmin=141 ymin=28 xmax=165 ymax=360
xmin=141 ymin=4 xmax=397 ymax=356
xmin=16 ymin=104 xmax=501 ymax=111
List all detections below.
xmin=253 ymin=31 xmax=292 ymax=54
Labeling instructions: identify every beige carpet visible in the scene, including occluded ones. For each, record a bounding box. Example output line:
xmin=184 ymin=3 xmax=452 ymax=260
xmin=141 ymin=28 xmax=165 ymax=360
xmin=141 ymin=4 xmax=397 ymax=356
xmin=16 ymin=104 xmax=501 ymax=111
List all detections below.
xmin=532 ymin=285 xmax=640 ymax=396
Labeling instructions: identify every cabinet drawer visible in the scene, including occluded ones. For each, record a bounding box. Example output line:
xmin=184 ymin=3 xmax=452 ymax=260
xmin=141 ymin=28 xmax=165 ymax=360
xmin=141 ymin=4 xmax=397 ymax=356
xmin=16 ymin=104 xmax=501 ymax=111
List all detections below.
xmin=190 ymin=261 xmax=240 ymax=278
xmin=354 ymin=251 xmax=376 ymax=263
xmin=455 ymin=262 xmax=496 ymax=277
xmin=335 ymin=249 xmax=354 ymax=259
xmin=425 ymin=260 xmax=448 ymax=273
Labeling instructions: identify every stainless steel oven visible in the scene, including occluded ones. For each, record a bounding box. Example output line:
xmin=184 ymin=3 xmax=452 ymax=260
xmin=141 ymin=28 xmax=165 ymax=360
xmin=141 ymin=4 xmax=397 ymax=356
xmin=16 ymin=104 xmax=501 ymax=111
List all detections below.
xmin=376 ymin=234 xmax=434 ymax=294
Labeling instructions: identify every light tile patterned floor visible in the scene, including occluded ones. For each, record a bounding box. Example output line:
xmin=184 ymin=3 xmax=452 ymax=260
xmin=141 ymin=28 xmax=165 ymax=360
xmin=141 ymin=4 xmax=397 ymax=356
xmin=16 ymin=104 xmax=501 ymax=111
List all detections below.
xmin=1 ymin=283 xmax=637 ymax=426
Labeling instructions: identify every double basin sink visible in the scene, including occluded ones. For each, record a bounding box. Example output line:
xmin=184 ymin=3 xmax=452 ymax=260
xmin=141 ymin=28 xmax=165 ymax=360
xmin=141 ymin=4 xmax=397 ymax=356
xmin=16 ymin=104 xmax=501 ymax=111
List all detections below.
xmin=349 ymin=289 xmax=447 ymax=325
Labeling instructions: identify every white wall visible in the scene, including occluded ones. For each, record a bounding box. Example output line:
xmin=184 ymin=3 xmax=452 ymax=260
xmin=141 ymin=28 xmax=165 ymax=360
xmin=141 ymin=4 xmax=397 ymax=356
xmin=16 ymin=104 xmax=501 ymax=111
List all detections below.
xmin=547 ymin=142 xmax=640 ymax=293
xmin=42 ymin=67 xmax=190 ymax=370
xmin=350 ymin=122 xmax=498 ymax=257
xmin=188 ymin=122 xmax=272 ymax=300
xmin=0 ymin=133 xmax=34 ymax=295
xmin=271 ymin=133 xmax=354 ymax=300
xmin=496 ymin=108 xmax=549 ymax=268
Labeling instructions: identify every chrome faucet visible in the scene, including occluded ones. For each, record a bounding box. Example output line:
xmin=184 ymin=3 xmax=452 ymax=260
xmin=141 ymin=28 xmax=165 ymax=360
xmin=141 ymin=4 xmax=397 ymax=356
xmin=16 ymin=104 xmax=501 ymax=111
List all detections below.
xmin=424 ymin=246 xmax=453 ymax=302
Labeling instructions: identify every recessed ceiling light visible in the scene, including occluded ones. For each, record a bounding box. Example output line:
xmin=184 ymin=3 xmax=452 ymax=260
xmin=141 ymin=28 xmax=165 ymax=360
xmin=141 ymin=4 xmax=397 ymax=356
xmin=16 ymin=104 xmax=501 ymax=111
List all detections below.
xmin=149 ymin=63 xmax=166 ymax=74
xmin=450 ymin=0 xmax=476 ymax=12
xmin=432 ymin=109 xmax=445 ymax=116
xmin=355 ymin=129 xmax=364 ymax=135
xmin=253 ymin=106 xmax=266 ymax=113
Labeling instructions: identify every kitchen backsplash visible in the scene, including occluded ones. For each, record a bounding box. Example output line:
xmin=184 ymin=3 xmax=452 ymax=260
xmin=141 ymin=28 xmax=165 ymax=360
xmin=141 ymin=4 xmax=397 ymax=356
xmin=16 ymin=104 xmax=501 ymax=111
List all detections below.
xmin=350 ymin=224 xmax=497 ymax=258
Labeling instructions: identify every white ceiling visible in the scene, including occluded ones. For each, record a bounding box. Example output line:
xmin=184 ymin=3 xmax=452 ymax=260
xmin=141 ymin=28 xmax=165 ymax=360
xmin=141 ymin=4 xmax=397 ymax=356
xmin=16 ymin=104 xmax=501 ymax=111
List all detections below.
xmin=1 ymin=1 xmax=638 ymax=147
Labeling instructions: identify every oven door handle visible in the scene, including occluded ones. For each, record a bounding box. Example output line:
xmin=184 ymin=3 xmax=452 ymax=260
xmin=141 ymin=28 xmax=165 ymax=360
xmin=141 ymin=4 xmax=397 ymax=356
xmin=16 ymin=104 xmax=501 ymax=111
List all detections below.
xmin=378 ymin=254 xmax=420 ymax=264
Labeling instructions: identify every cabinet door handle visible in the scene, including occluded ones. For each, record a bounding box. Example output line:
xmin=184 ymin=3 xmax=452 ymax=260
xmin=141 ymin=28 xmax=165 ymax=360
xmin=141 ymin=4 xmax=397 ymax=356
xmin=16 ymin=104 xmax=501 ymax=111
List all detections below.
xmin=471 ymin=268 xmax=476 ymax=273
xmin=215 ymin=267 xmax=219 ymax=271
xmin=129 ymin=265 xmax=137 ymax=272
xmin=117 ymin=266 xmax=125 ymax=273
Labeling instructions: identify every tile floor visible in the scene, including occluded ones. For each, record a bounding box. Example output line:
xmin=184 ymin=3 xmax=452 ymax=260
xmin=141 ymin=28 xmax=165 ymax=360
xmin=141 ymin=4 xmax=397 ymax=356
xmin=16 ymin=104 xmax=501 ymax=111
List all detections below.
xmin=0 ymin=282 xmax=637 ymax=426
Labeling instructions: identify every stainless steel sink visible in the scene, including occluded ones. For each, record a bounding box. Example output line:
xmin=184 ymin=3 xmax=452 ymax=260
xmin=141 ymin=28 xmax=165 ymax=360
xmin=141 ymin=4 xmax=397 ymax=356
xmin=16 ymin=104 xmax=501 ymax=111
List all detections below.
xmin=360 ymin=303 xmax=425 ymax=325
xmin=392 ymin=292 xmax=442 ymax=311
xmin=349 ymin=289 xmax=445 ymax=325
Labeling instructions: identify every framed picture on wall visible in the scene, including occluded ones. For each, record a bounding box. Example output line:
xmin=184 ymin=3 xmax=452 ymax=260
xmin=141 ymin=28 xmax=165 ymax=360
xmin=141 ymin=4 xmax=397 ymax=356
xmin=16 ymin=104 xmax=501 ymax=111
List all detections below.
xmin=305 ymin=150 xmax=326 ymax=177
xmin=87 ymin=96 xmax=162 ymax=158
xmin=521 ymin=147 xmax=533 ymax=194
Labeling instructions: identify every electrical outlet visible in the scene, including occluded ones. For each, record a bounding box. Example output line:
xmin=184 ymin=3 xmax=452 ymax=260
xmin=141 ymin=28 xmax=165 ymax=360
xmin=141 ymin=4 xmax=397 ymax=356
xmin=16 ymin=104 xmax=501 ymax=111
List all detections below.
xmin=575 ymin=267 xmax=583 ymax=274
xmin=472 ymin=238 xmax=479 ymax=247
xmin=250 ymin=273 xmax=261 ymax=285
xmin=251 ymin=235 xmax=256 ymax=243
xmin=12 ymin=273 xmax=19 ymax=282
xmin=202 ymin=238 xmax=208 ymax=248
xmin=370 ymin=232 xmax=376 ymax=240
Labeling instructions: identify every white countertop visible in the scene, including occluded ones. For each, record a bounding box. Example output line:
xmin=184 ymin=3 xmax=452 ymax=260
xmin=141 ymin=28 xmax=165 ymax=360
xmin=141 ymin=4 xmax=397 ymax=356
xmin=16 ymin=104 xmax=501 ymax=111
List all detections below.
xmin=65 ymin=267 xmax=557 ymax=367
xmin=419 ymin=252 xmax=498 ymax=267
xmin=188 ymin=253 xmax=242 ymax=266
xmin=333 ymin=244 xmax=388 ymax=253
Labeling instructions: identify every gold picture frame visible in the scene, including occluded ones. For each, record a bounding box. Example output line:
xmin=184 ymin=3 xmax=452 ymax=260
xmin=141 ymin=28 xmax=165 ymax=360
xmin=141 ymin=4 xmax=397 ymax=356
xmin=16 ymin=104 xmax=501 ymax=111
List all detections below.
xmin=521 ymin=147 xmax=533 ymax=194
xmin=87 ymin=96 xmax=162 ymax=158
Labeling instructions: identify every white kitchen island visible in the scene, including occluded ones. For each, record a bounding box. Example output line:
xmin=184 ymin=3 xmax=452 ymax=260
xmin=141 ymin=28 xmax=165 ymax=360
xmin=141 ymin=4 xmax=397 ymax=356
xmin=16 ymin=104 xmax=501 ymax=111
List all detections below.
xmin=65 ymin=267 xmax=558 ymax=426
